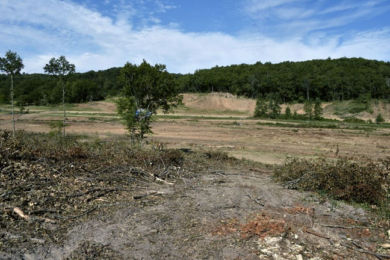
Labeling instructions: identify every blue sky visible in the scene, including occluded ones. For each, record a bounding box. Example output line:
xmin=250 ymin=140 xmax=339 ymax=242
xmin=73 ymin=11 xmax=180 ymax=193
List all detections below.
xmin=1 ymin=0 xmax=389 ymax=74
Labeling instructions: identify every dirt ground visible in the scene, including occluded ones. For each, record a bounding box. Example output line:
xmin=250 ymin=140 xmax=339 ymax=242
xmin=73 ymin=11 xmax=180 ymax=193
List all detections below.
xmin=1 ymin=94 xmax=390 ymax=259
xmin=15 ymin=168 xmax=390 ymax=260
xmin=1 ymin=95 xmax=389 ymax=165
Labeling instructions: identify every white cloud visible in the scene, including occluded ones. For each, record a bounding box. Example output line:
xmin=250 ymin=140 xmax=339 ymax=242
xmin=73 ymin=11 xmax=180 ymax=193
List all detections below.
xmin=244 ymin=0 xmax=299 ymax=14
xmin=0 ymin=0 xmax=389 ymax=75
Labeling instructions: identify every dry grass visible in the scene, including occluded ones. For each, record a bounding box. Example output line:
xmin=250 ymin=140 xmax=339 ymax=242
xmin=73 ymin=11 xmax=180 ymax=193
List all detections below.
xmin=274 ymin=156 xmax=390 ymax=206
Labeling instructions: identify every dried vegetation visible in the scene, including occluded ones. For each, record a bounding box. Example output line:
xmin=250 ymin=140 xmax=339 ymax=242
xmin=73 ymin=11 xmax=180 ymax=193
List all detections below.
xmin=0 ymin=129 xmax=241 ymax=256
xmin=274 ymin=155 xmax=390 ymax=212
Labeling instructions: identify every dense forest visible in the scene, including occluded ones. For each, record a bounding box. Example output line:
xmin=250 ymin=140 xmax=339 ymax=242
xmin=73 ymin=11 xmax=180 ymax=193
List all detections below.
xmin=1 ymin=57 xmax=390 ymax=106
xmin=0 ymin=67 xmax=121 ymax=105
xmin=176 ymin=57 xmax=390 ymax=102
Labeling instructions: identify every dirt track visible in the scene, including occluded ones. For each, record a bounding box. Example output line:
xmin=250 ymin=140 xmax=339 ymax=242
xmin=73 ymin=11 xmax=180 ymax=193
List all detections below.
xmin=19 ymin=168 xmax=386 ymax=260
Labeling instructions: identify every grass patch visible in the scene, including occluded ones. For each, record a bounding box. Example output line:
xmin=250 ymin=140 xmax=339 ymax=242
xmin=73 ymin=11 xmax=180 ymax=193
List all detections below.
xmin=333 ymin=100 xmax=372 ymax=117
xmin=255 ymin=120 xmax=386 ymax=131
xmin=155 ymin=115 xmax=251 ymax=120
xmin=39 ymin=112 xmax=118 ymax=118
xmin=256 ymin=121 xmax=339 ymax=129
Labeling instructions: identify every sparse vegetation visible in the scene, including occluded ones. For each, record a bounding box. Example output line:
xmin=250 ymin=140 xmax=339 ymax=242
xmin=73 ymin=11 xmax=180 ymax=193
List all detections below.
xmin=274 ymin=156 xmax=390 ymax=207
xmin=0 ymin=129 xmax=250 ymax=256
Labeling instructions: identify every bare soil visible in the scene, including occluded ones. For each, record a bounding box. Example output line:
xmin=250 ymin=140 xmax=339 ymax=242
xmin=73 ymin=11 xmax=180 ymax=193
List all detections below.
xmin=18 ymin=169 xmax=390 ymax=260
xmin=1 ymin=96 xmax=389 ymax=165
xmin=1 ymin=94 xmax=390 ymax=259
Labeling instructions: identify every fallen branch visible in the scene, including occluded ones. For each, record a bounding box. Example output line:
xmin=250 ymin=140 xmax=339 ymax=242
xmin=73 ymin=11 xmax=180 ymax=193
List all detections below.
xmin=303 ymin=228 xmax=330 ymax=240
xmin=133 ymin=191 xmax=167 ymax=200
xmin=13 ymin=207 xmax=56 ymax=223
xmin=53 ymin=206 xmax=98 ymax=220
xmin=67 ymin=188 xmax=131 ymax=198
xmin=341 ymin=242 xmax=390 ymax=260
xmin=131 ymin=167 xmax=174 ymax=185
xmin=13 ymin=207 xmax=29 ymax=221
xmin=322 ymin=224 xmax=366 ymax=229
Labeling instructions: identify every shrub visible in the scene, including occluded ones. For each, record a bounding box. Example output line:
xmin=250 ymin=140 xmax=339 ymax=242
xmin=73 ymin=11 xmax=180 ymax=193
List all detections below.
xmin=285 ymin=106 xmax=292 ymax=118
xmin=254 ymin=98 xmax=268 ymax=118
xmin=343 ymin=117 xmax=366 ymax=124
xmin=376 ymin=113 xmax=385 ymax=124
xmin=314 ymin=98 xmax=323 ymax=120
xmin=274 ymin=156 xmax=390 ymax=205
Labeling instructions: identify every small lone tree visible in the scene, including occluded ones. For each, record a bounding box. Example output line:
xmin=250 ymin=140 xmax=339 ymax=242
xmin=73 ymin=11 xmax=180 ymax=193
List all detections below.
xmin=376 ymin=113 xmax=385 ymax=124
xmin=44 ymin=56 xmax=75 ymax=138
xmin=268 ymin=99 xmax=281 ymax=119
xmin=285 ymin=106 xmax=292 ymax=118
xmin=116 ymin=60 xmax=182 ymax=146
xmin=0 ymin=51 xmax=24 ymax=137
xmin=314 ymin=98 xmax=323 ymax=120
xmin=254 ymin=98 xmax=268 ymax=118
xmin=303 ymin=100 xmax=314 ymax=120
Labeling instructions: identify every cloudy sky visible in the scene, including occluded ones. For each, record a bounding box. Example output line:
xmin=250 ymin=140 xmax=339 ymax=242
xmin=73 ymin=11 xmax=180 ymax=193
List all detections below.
xmin=1 ymin=0 xmax=390 ymax=74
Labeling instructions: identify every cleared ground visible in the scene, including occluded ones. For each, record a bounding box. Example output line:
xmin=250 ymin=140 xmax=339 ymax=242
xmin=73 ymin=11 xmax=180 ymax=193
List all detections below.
xmin=1 ymin=94 xmax=390 ymax=259
xmin=0 ymin=94 xmax=389 ymax=164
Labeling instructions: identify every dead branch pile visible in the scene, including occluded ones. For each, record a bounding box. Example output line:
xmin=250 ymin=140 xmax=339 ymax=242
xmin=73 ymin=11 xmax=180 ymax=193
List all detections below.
xmin=0 ymin=129 xmax=244 ymax=255
xmin=274 ymin=156 xmax=390 ymax=205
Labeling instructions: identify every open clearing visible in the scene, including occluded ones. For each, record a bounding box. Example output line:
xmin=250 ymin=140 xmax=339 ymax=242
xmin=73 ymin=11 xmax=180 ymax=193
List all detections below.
xmin=0 ymin=93 xmax=389 ymax=164
xmin=1 ymin=93 xmax=390 ymax=259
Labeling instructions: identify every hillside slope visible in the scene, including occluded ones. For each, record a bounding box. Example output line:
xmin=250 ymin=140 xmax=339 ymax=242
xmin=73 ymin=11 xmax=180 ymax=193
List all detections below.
xmin=181 ymin=93 xmax=389 ymax=122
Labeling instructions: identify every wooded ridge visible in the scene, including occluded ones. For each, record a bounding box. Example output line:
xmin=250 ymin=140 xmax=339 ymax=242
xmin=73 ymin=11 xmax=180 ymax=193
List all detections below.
xmin=1 ymin=57 xmax=389 ymax=106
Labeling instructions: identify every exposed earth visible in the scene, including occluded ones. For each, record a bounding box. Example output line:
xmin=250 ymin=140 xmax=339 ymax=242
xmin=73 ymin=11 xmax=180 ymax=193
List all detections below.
xmin=1 ymin=93 xmax=390 ymax=259
xmin=0 ymin=93 xmax=389 ymax=165
xmin=13 ymin=166 xmax=390 ymax=260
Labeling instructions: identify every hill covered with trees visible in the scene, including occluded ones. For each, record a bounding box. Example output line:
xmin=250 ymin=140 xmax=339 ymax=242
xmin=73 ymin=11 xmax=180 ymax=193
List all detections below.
xmin=1 ymin=57 xmax=390 ymax=106
xmin=176 ymin=57 xmax=390 ymax=102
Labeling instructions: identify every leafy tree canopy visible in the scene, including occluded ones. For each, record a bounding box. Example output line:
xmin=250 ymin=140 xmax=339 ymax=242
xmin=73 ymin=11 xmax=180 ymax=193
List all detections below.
xmin=0 ymin=50 xmax=24 ymax=76
xmin=117 ymin=60 xmax=182 ymax=142
xmin=44 ymin=56 xmax=75 ymax=77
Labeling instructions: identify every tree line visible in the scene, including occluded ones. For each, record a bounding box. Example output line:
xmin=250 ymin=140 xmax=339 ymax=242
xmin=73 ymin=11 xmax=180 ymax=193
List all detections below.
xmin=175 ymin=57 xmax=390 ymax=102
xmin=0 ymin=66 xmax=121 ymax=106
xmin=1 ymin=56 xmax=390 ymax=108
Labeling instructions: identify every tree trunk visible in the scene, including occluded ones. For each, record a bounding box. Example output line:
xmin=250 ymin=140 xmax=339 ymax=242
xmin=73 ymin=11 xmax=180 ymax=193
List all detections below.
xmin=62 ymin=80 xmax=66 ymax=138
xmin=11 ymin=74 xmax=15 ymax=137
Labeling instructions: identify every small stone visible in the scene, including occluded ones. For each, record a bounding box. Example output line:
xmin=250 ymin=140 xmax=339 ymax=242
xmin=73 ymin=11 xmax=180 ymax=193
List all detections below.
xmin=296 ymin=255 xmax=303 ymax=260
xmin=381 ymin=243 xmax=390 ymax=249
xmin=260 ymin=249 xmax=273 ymax=256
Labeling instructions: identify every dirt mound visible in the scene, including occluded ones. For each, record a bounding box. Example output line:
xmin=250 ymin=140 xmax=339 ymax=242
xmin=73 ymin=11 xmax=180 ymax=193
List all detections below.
xmin=182 ymin=93 xmax=256 ymax=113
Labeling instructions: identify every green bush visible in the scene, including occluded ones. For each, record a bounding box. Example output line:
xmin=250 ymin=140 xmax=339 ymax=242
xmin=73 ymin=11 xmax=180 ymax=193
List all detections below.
xmin=376 ymin=113 xmax=385 ymax=124
xmin=343 ymin=117 xmax=366 ymax=124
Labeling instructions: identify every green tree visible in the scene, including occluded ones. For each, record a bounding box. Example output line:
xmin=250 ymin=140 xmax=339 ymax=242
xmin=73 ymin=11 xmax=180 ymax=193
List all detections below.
xmin=254 ymin=98 xmax=268 ymax=118
xmin=285 ymin=106 xmax=292 ymax=118
xmin=116 ymin=60 xmax=182 ymax=146
xmin=376 ymin=113 xmax=385 ymax=124
xmin=314 ymin=98 xmax=323 ymax=120
xmin=0 ymin=51 xmax=24 ymax=136
xmin=303 ymin=100 xmax=314 ymax=119
xmin=268 ymin=99 xmax=281 ymax=119
xmin=44 ymin=56 xmax=75 ymax=137
xmin=293 ymin=110 xmax=298 ymax=119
